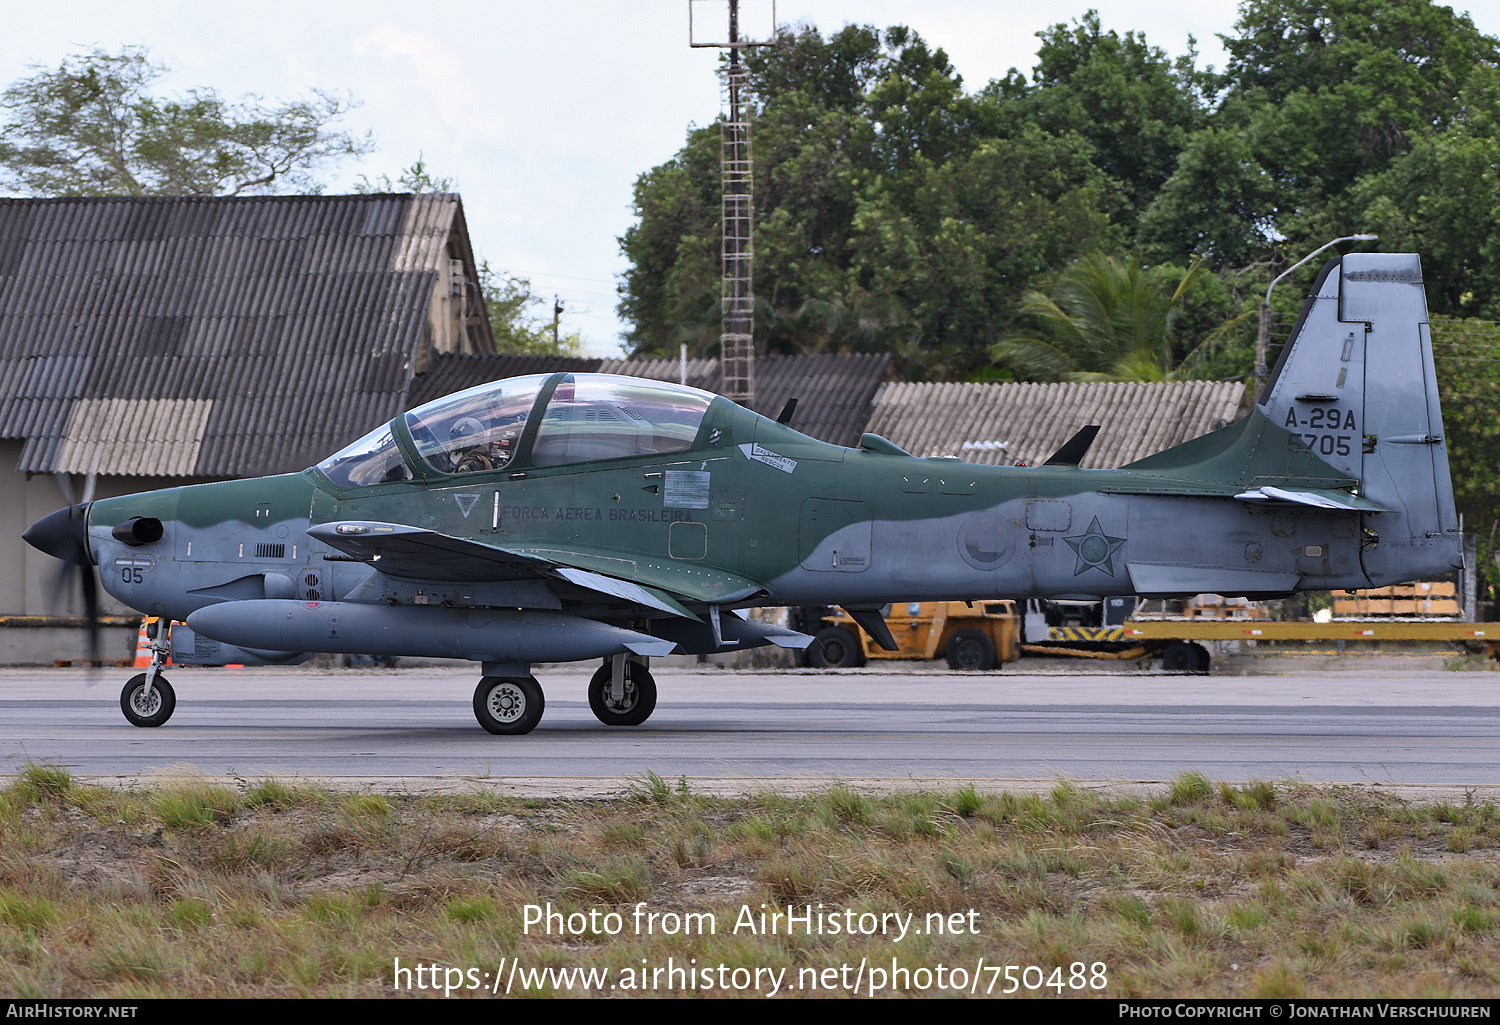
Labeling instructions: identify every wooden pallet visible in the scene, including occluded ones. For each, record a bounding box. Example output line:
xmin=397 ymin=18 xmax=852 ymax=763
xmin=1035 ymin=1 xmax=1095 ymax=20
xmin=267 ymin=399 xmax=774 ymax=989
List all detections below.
xmin=1332 ymin=582 xmax=1459 ymax=618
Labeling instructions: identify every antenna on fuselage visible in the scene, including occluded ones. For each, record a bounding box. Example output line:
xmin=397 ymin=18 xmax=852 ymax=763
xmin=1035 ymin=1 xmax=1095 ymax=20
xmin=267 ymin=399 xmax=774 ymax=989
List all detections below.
xmin=1043 ymin=425 xmax=1102 ymax=467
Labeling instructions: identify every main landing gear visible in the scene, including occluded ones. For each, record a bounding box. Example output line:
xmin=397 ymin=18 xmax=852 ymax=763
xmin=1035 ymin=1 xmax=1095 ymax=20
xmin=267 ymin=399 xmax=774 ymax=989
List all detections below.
xmin=473 ymin=676 xmax=545 ymax=735
xmin=587 ymin=655 xmax=657 ymax=726
xmin=470 ymin=655 xmax=657 ymax=734
xmin=122 ymin=618 xmax=176 ymax=727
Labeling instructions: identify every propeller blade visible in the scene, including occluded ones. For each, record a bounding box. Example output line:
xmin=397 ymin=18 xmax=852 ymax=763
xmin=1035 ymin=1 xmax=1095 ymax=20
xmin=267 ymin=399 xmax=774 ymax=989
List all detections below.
xmin=80 ymin=565 xmax=100 ymax=668
xmin=51 ymin=472 xmax=76 ymax=507
xmin=80 ymin=470 xmax=97 ymax=506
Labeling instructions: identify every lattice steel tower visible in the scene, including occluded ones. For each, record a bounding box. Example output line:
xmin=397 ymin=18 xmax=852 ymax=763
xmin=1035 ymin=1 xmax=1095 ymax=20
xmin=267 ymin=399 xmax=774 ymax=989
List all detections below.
xmin=690 ymin=1 xmax=776 ymax=406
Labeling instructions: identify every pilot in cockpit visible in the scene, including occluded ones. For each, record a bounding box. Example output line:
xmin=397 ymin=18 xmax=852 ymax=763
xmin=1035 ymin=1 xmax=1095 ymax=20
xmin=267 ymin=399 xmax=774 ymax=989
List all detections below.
xmin=448 ymin=413 xmax=526 ymax=473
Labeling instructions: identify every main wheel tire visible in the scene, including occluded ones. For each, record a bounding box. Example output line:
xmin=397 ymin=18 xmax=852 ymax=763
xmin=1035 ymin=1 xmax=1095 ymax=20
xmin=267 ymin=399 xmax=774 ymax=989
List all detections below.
xmin=121 ymin=674 xmax=176 ymax=727
xmin=807 ymin=626 xmax=865 ymax=668
xmin=945 ymin=628 xmax=996 ymax=671
xmin=473 ymin=676 xmax=545 ymax=735
xmin=1161 ymin=642 xmax=1211 ymax=674
xmin=588 ymin=663 xmax=658 ymax=726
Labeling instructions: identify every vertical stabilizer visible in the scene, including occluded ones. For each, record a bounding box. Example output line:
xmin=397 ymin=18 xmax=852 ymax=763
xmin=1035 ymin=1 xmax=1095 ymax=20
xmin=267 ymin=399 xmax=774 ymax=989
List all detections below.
xmin=1259 ymin=253 xmax=1460 ymax=584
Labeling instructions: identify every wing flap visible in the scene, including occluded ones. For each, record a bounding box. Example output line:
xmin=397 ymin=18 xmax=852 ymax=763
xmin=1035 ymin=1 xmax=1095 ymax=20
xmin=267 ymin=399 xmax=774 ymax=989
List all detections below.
xmin=553 ymin=567 xmax=700 ymax=621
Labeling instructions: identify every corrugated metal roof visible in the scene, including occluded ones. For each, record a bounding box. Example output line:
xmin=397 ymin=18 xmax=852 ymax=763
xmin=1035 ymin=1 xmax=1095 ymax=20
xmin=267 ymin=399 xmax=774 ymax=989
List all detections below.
xmin=412 ymin=351 xmax=893 ymax=448
xmin=55 ymin=398 xmax=214 ymax=475
xmin=602 ymin=352 xmax=893 ymax=448
xmin=0 ymin=194 xmax=484 ymax=477
xmin=864 ymin=380 xmax=1250 ymax=468
xmin=407 ymin=354 xmax=603 ymax=407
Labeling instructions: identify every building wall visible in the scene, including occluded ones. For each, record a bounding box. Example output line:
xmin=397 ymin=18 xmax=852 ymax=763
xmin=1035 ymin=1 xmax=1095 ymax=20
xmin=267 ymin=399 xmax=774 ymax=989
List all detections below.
xmin=2 ymin=440 xmax=202 ymax=662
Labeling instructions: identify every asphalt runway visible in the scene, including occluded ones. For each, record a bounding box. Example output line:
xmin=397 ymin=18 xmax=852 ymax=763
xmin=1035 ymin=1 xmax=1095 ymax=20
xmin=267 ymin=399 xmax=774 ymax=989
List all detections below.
xmin=5 ymin=656 xmax=1500 ymax=797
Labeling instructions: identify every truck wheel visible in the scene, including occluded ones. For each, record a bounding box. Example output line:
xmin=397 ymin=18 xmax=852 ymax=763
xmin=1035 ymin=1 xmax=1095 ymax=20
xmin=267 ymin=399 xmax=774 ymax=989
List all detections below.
xmin=808 ymin=626 xmax=865 ymax=668
xmin=946 ymin=629 xmax=996 ymax=671
xmin=1161 ymin=642 xmax=1211 ymax=675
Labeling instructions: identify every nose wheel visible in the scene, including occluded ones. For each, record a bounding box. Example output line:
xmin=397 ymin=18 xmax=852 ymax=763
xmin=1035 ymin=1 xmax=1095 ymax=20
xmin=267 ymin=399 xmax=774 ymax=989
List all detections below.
xmin=473 ymin=676 xmax=545 ymax=734
xmin=121 ymin=673 xmax=176 ymax=727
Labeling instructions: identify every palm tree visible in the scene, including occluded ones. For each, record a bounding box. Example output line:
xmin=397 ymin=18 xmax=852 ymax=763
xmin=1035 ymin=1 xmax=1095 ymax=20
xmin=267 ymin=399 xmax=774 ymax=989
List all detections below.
xmin=992 ymin=253 xmax=1239 ymax=381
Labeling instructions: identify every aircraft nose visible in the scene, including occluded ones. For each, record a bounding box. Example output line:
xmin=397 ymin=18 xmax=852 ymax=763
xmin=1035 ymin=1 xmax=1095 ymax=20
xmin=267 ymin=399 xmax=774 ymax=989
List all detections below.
xmin=23 ymin=504 xmax=93 ymax=564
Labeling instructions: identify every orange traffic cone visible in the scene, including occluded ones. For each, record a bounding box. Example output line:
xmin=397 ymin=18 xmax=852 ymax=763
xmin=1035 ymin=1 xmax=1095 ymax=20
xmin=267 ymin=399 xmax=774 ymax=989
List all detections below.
xmin=132 ymin=618 xmax=172 ymax=668
xmin=132 ymin=621 xmax=153 ymax=668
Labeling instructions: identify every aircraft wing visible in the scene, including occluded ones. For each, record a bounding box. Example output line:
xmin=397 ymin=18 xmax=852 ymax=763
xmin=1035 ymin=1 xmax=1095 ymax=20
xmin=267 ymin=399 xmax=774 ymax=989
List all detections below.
xmin=306 ymin=520 xmax=758 ymax=618
xmin=308 ymin=521 xmax=551 ymax=580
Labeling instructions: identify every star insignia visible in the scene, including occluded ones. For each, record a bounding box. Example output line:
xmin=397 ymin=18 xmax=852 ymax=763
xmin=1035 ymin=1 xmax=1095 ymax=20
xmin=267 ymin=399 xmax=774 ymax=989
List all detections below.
xmin=1064 ymin=516 xmax=1126 ymax=576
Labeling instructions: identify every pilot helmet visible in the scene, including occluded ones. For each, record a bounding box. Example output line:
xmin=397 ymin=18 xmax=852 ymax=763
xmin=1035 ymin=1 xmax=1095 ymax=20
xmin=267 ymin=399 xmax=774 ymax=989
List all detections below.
xmin=450 ymin=417 xmax=486 ymax=441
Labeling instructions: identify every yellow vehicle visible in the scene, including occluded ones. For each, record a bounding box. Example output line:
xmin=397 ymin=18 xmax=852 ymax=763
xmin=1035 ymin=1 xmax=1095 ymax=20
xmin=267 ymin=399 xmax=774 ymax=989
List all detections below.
xmin=808 ymin=601 xmax=1021 ymax=671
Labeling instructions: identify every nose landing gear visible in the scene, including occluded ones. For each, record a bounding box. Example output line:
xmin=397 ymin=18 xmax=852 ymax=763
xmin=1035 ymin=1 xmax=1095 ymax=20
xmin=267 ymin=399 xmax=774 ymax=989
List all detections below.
xmin=121 ymin=618 xmax=176 ymax=727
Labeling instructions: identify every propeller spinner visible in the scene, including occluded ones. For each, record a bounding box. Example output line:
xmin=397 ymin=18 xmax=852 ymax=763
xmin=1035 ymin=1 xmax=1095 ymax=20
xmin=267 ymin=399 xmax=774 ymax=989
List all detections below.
xmin=23 ymin=487 xmax=101 ymax=665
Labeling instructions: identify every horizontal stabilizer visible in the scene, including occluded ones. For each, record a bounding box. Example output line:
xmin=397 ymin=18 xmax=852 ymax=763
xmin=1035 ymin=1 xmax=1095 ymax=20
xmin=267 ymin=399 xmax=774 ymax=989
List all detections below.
xmin=1234 ymin=486 xmax=1391 ymax=513
xmin=1128 ymin=563 xmax=1300 ymax=598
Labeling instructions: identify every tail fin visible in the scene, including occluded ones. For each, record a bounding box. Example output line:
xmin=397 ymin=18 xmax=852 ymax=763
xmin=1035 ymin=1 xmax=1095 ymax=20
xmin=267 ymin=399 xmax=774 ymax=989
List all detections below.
xmin=1260 ymin=253 xmax=1461 ymax=584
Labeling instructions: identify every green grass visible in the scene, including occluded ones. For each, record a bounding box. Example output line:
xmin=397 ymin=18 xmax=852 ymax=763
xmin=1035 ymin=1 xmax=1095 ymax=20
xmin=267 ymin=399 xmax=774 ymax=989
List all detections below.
xmin=1 ymin=766 xmax=1499 ymax=998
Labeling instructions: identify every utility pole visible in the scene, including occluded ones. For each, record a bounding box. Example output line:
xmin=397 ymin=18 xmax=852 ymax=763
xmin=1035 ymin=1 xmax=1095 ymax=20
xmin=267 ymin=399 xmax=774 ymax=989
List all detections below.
xmin=1256 ymin=234 xmax=1377 ymax=401
xmin=552 ymin=295 xmax=563 ymax=350
xmin=690 ymin=1 xmax=777 ymax=407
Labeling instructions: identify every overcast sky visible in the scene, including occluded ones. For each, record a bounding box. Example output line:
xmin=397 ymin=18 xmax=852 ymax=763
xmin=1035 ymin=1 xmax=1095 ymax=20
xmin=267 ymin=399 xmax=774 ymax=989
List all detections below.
xmin=3 ymin=1 xmax=1497 ymax=354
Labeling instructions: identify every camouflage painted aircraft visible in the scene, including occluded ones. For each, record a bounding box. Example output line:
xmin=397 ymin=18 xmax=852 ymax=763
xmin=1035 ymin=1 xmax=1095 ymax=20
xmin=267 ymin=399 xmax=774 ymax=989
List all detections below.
xmin=25 ymin=253 xmax=1460 ymax=734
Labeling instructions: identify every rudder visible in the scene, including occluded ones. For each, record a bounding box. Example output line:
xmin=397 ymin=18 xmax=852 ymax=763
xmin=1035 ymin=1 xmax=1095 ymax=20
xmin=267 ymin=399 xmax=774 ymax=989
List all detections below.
xmin=1259 ymin=253 xmax=1461 ymax=585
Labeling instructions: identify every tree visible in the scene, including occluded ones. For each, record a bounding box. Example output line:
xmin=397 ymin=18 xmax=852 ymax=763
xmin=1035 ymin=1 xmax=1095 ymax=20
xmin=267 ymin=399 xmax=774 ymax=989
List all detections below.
xmin=991 ymin=253 xmax=1247 ymax=381
xmin=618 ymin=23 xmax=1116 ymax=379
xmin=1135 ymin=127 xmax=1285 ymax=270
xmin=0 ymin=46 xmax=372 ymax=196
xmin=1320 ymin=69 xmax=1500 ymax=319
xmin=620 ymin=5 xmax=1500 ymax=379
xmin=352 ymin=154 xmax=453 ymax=195
xmin=1140 ymin=0 xmax=1500 ymax=280
xmin=1000 ymin=11 xmax=1211 ymax=233
xmin=1216 ymin=0 xmax=1498 ymax=197
xmin=479 ymin=262 xmax=582 ymax=356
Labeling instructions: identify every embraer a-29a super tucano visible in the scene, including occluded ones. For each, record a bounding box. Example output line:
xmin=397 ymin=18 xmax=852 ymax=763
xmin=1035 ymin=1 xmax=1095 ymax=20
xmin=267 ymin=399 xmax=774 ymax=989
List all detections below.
xmin=25 ymin=254 xmax=1461 ymax=734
